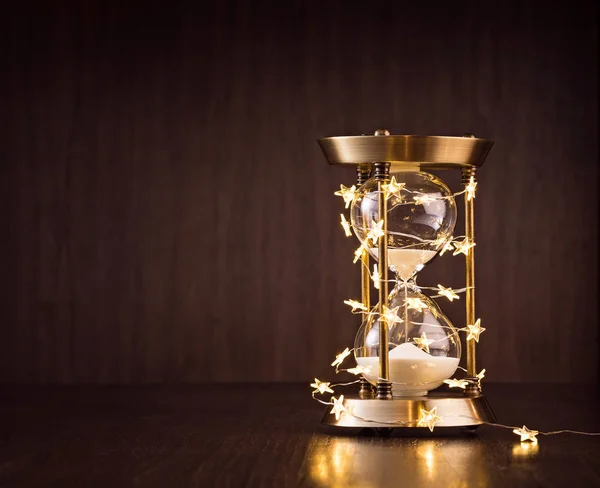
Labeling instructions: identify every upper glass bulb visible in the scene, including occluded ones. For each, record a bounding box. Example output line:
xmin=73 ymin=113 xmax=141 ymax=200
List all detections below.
xmin=350 ymin=170 xmax=457 ymax=280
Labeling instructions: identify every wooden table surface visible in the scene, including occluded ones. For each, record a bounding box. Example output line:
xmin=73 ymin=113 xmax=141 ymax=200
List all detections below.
xmin=0 ymin=384 xmax=599 ymax=487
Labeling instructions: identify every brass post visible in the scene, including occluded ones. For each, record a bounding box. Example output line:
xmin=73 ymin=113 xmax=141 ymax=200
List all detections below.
xmin=374 ymin=161 xmax=392 ymax=399
xmin=462 ymin=166 xmax=479 ymax=396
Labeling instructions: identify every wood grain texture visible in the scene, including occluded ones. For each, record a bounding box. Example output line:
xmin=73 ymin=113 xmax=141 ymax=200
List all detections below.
xmin=0 ymin=384 xmax=599 ymax=487
xmin=0 ymin=0 xmax=597 ymax=383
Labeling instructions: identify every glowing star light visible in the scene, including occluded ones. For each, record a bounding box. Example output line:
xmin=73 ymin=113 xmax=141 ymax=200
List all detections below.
xmin=334 ymin=184 xmax=357 ymax=208
xmin=466 ymin=176 xmax=477 ymax=201
xmin=340 ymin=214 xmax=352 ymax=237
xmin=330 ymin=395 xmax=347 ymax=420
xmin=443 ymin=378 xmax=470 ymax=389
xmin=476 ymin=368 xmax=486 ymax=388
xmin=381 ymin=176 xmax=405 ymax=200
xmin=371 ymin=264 xmax=381 ymax=290
xmin=405 ymin=297 xmax=427 ymax=312
xmin=310 ymin=378 xmax=334 ymax=395
xmin=513 ymin=425 xmax=539 ymax=444
xmin=417 ymin=406 xmax=442 ymax=432
xmin=437 ymin=284 xmax=460 ymax=302
xmin=414 ymin=194 xmax=436 ymax=205
xmin=347 ymin=365 xmax=371 ymax=375
xmin=343 ymin=299 xmax=368 ymax=313
xmin=453 ymin=237 xmax=476 ymax=256
xmin=331 ymin=347 xmax=352 ymax=368
xmin=367 ymin=219 xmax=385 ymax=245
xmin=439 ymin=241 xmax=455 ymax=256
xmin=381 ymin=305 xmax=402 ymax=329
xmin=465 ymin=319 xmax=486 ymax=342
xmin=413 ymin=332 xmax=435 ymax=354
xmin=353 ymin=245 xmax=366 ymax=264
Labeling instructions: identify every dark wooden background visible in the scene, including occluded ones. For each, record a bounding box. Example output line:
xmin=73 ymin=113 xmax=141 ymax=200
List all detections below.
xmin=1 ymin=0 xmax=597 ymax=384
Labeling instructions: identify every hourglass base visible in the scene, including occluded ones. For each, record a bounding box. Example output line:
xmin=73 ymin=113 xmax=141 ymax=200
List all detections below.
xmin=320 ymin=392 xmax=495 ymax=429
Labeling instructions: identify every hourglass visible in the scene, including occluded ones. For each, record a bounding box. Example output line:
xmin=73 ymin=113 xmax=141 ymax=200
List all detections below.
xmin=318 ymin=130 xmax=496 ymax=429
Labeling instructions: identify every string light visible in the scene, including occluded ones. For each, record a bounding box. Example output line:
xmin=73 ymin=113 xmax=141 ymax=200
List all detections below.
xmin=417 ymin=407 xmax=442 ymax=432
xmin=372 ymin=264 xmax=380 ymax=289
xmin=453 ymin=237 xmax=476 ymax=256
xmin=443 ymin=378 xmax=469 ymax=389
xmin=405 ymin=297 xmax=427 ymax=312
xmin=437 ymin=284 xmax=460 ymax=302
xmin=439 ymin=241 xmax=455 ymax=256
xmin=381 ymin=305 xmax=402 ymax=329
xmin=331 ymin=348 xmax=352 ymax=368
xmin=367 ymin=219 xmax=385 ymax=245
xmin=353 ymin=245 xmax=366 ymax=264
xmin=476 ymin=368 xmax=486 ymax=388
xmin=346 ymin=365 xmax=371 ymax=375
xmin=334 ymin=185 xmax=357 ymax=208
xmin=465 ymin=319 xmax=486 ymax=342
xmin=413 ymin=194 xmax=436 ymax=205
xmin=343 ymin=299 xmax=368 ymax=313
xmin=340 ymin=214 xmax=352 ymax=237
xmin=413 ymin=332 xmax=434 ymax=354
xmin=311 ymin=378 xmax=334 ymax=395
xmin=381 ymin=176 xmax=405 ymax=200
xmin=513 ymin=425 xmax=539 ymax=443
xmin=330 ymin=395 xmax=347 ymax=420
xmin=466 ymin=176 xmax=477 ymax=201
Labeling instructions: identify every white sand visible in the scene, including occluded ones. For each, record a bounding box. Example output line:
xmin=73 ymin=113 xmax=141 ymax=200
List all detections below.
xmin=356 ymin=343 xmax=459 ymax=397
xmin=369 ymin=248 xmax=437 ymax=281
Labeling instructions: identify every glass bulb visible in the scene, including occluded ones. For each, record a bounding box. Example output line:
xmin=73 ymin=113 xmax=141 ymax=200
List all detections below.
xmin=350 ymin=171 xmax=457 ymax=280
xmin=354 ymin=282 xmax=461 ymax=397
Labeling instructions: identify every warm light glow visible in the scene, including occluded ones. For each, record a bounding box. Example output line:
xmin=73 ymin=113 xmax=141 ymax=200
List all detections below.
xmin=417 ymin=406 xmax=442 ymax=432
xmin=413 ymin=332 xmax=434 ymax=354
xmin=310 ymin=378 xmax=334 ymax=395
xmin=343 ymin=299 xmax=368 ymax=313
xmin=443 ymin=378 xmax=470 ymax=389
xmin=513 ymin=425 xmax=539 ymax=443
xmin=330 ymin=395 xmax=346 ymax=420
xmin=382 ymin=176 xmax=405 ymax=200
xmin=405 ymin=297 xmax=427 ymax=312
xmin=334 ymin=184 xmax=357 ymax=208
xmin=437 ymin=284 xmax=460 ymax=302
xmin=353 ymin=245 xmax=366 ymax=264
xmin=346 ymin=365 xmax=371 ymax=375
xmin=414 ymin=194 xmax=436 ymax=205
xmin=476 ymin=368 xmax=486 ymax=388
xmin=439 ymin=241 xmax=455 ymax=256
xmin=453 ymin=237 xmax=476 ymax=256
xmin=340 ymin=214 xmax=352 ymax=237
xmin=465 ymin=319 xmax=485 ymax=342
xmin=367 ymin=219 xmax=385 ymax=246
xmin=466 ymin=176 xmax=477 ymax=201
xmin=372 ymin=264 xmax=381 ymax=290
xmin=512 ymin=442 xmax=539 ymax=457
xmin=381 ymin=305 xmax=402 ymax=329
xmin=331 ymin=348 xmax=352 ymax=368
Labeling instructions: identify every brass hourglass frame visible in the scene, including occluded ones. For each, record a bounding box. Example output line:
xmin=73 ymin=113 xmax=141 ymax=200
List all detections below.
xmin=318 ymin=131 xmax=496 ymax=429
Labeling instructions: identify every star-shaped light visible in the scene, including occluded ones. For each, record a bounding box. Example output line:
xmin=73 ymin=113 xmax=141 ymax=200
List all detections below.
xmin=465 ymin=319 xmax=486 ymax=342
xmin=413 ymin=332 xmax=434 ymax=354
xmin=405 ymin=297 xmax=427 ymax=312
xmin=367 ymin=219 xmax=385 ymax=245
xmin=443 ymin=378 xmax=470 ymax=389
xmin=513 ymin=425 xmax=539 ymax=443
xmin=381 ymin=176 xmax=405 ymax=200
xmin=330 ymin=395 xmax=347 ymax=420
xmin=413 ymin=194 xmax=436 ymax=205
xmin=437 ymin=285 xmax=460 ymax=302
xmin=340 ymin=214 xmax=352 ymax=237
xmin=310 ymin=378 xmax=334 ymax=395
xmin=417 ymin=406 xmax=442 ymax=432
xmin=331 ymin=347 xmax=352 ymax=368
xmin=334 ymin=184 xmax=357 ymax=208
xmin=353 ymin=245 xmax=366 ymax=264
xmin=380 ymin=305 xmax=402 ymax=329
xmin=371 ymin=264 xmax=381 ymax=290
xmin=453 ymin=237 xmax=476 ymax=256
xmin=466 ymin=176 xmax=477 ymax=201
xmin=343 ymin=299 xmax=368 ymax=313
xmin=476 ymin=368 xmax=486 ymax=388
xmin=346 ymin=365 xmax=371 ymax=375
xmin=439 ymin=241 xmax=455 ymax=256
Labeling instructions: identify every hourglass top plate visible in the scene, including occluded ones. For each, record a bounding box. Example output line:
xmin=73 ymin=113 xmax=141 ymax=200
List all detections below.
xmin=318 ymin=134 xmax=493 ymax=168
